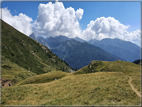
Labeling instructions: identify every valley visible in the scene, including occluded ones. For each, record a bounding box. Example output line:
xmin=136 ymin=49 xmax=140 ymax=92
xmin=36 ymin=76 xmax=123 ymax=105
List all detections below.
xmin=30 ymin=34 xmax=140 ymax=70
xmin=1 ymin=20 xmax=141 ymax=106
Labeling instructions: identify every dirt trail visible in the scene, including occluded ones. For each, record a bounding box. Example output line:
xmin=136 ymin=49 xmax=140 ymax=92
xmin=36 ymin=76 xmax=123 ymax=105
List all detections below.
xmin=128 ymin=76 xmax=141 ymax=98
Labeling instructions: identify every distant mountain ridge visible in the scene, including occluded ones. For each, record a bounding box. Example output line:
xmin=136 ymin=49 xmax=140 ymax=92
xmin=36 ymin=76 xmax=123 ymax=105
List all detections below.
xmin=89 ymin=38 xmax=140 ymax=62
xmin=51 ymin=39 xmax=121 ymax=69
xmin=73 ymin=37 xmax=86 ymax=43
xmin=30 ymin=34 xmax=70 ymax=49
xmin=30 ymin=34 xmax=86 ymax=49
xmin=30 ymin=35 xmax=121 ymax=69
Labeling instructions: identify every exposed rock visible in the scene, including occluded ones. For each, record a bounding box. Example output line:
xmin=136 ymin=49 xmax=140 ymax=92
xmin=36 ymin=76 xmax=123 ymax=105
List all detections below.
xmin=0 ymin=79 xmax=12 ymax=87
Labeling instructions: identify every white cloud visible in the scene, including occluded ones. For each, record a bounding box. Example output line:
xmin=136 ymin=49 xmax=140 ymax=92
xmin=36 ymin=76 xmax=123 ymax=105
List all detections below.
xmin=1 ymin=3 xmax=140 ymax=46
xmin=81 ymin=17 xmax=141 ymax=46
xmin=33 ymin=2 xmax=84 ymax=38
xmin=1 ymin=8 xmax=33 ymax=35
xmin=124 ymin=30 xmax=141 ymax=46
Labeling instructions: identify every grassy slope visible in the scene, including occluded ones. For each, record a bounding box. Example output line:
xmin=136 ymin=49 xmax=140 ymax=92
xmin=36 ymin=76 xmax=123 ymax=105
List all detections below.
xmin=1 ymin=20 xmax=71 ymax=75
xmin=16 ymin=71 xmax=70 ymax=85
xmin=1 ymin=20 xmax=72 ymax=84
xmin=1 ymin=56 xmax=36 ymax=85
xmin=74 ymin=60 xmax=140 ymax=74
xmin=74 ymin=60 xmax=141 ymax=92
xmin=2 ymin=60 xmax=141 ymax=105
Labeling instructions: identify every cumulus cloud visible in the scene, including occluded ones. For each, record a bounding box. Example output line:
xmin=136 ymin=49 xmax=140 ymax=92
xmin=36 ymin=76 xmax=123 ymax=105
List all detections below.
xmin=1 ymin=3 xmax=140 ymax=46
xmin=1 ymin=8 xmax=33 ymax=35
xmin=33 ymin=2 xmax=140 ymax=46
xmin=33 ymin=2 xmax=84 ymax=38
xmin=81 ymin=17 xmax=141 ymax=46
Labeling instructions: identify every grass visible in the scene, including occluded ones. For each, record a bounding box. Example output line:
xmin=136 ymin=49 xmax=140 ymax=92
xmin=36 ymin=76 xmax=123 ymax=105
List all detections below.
xmin=129 ymin=71 xmax=141 ymax=92
xmin=74 ymin=60 xmax=140 ymax=75
xmin=2 ymin=71 xmax=140 ymax=105
xmin=1 ymin=20 xmax=72 ymax=74
xmin=2 ymin=60 xmax=141 ymax=105
xmin=74 ymin=60 xmax=141 ymax=96
xmin=16 ymin=71 xmax=70 ymax=85
xmin=1 ymin=58 xmax=141 ymax=106
xmin=1 ymin=60 xmax=141 ymax=105
xmin=1 ymin=20 xmax=141 ymax=105
xmin=1 ymin=56 xmax=36 ymax=85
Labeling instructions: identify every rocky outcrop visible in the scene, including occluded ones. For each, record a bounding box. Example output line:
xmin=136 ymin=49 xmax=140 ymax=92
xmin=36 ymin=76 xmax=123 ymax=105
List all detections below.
xmin=0 ymin=79 xmax=12 ymax=87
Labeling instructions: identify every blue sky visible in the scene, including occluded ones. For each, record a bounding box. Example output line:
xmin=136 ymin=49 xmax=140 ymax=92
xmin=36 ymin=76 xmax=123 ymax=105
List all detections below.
xmin=1 ymin=1 xmax=141 ymax=46
xmin=2 ymin=1 xmax=140 ymax=31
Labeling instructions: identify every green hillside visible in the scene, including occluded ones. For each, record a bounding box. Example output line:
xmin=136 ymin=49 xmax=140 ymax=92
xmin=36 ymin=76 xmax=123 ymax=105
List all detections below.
xmin=1 ymin=56 xmax=36 ymax=85
xmin=2 ymin=60 xmax=141 ymax=105
xmin=16 ymin=71 xmax=70 ymax=85
xmin=1 ymin=20 xmax=72 ymax=84
xmin=74 ymin=60 xmax=140 ymax=74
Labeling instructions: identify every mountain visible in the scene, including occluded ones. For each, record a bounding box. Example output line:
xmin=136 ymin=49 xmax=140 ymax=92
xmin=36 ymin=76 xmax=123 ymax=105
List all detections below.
xmin=30 ymin=33 xmax=50 ymax=48
xmin=29 ymin=34 xmax=86 ymax=48
xmin=29 ymin=35 xmax=121 ymax=70
xmin=1 ymin=20 xmax=72 ymax=84
xmin=30 ymin=34 xmax=70 ymax=49
xmin=51 ymin=39 xmax=121 ymax=69
xmin=73 ymin=37 xmax=86 ymax=43
xmin=45 ymin=36 xmax=71 ymax=49
xmin=89 ymin=38 xmax=140 ymax=62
